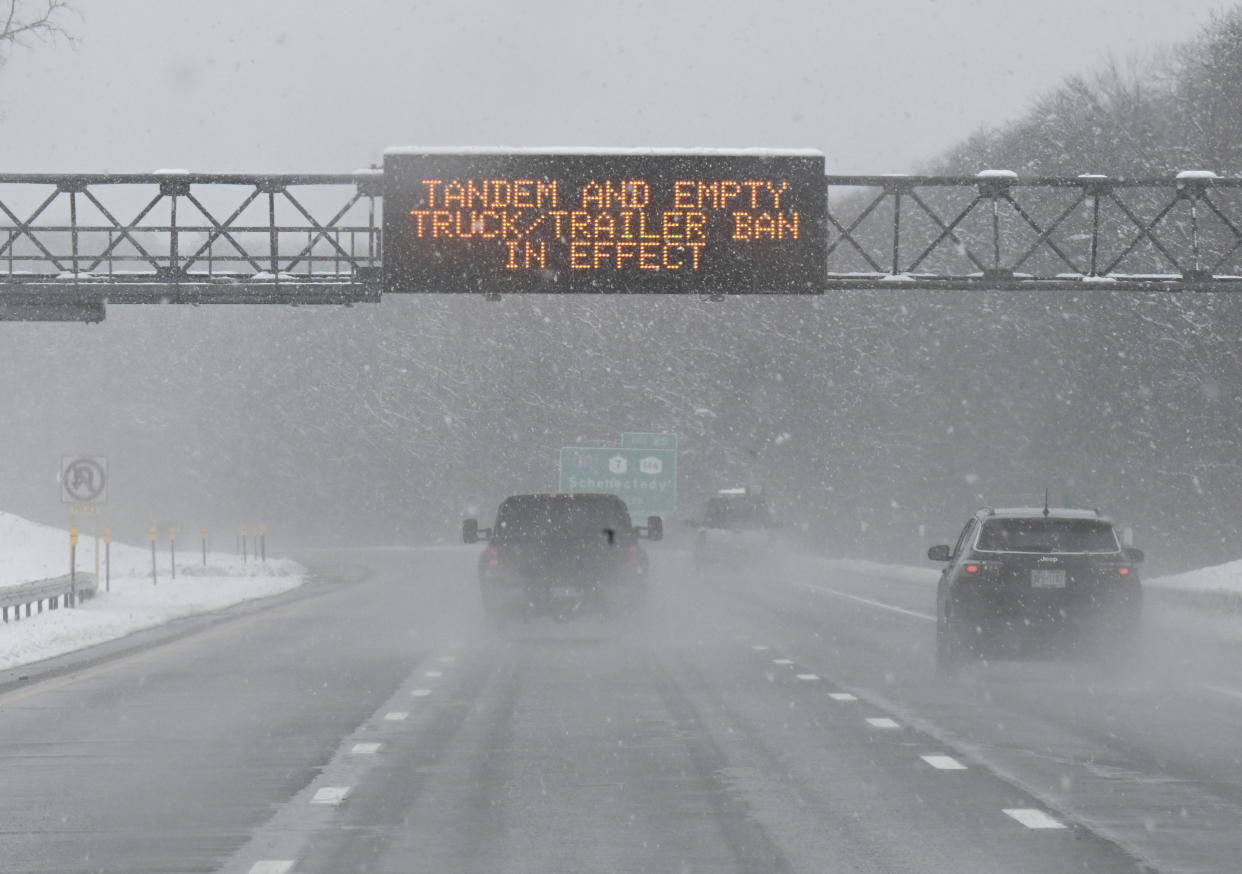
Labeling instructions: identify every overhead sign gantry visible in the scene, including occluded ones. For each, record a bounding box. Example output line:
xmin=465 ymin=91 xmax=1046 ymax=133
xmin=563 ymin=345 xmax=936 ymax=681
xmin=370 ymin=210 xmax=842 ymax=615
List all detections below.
xmin=382 ymin=148 xmax=828 ymax=295
xmin=7 ymin=152 xmax=1242 ymax=321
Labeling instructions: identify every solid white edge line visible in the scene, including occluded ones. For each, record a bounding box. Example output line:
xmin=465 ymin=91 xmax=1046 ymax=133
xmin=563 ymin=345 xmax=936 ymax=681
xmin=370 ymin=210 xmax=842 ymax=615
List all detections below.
xmin=1003 ymin=808 xmax=1066 ymax=829
xmin=794 ymin=581 xmax=936 ymax=622
xmin=311 ymin=786 xmax=350 ymax=805
xmin=248 ymin=863 xmax=294 ymax=874
xmin=921 ymin=754 xmax=967 ymax=770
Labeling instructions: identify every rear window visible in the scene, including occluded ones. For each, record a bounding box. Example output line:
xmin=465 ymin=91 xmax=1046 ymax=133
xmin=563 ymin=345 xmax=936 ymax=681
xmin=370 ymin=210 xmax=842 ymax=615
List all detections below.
xmin=495 ymin=495 xmax=631 ymax=539
xmin=975 ymin=518 xmax=1120 ymax=554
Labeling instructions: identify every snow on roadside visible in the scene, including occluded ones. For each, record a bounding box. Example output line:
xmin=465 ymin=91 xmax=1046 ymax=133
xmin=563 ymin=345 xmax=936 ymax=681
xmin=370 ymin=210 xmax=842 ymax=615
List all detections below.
xmin=1147 ymin=559 xmax=1242 ymax=595
xmin=0 ymin=511 xmax=304 ymax=670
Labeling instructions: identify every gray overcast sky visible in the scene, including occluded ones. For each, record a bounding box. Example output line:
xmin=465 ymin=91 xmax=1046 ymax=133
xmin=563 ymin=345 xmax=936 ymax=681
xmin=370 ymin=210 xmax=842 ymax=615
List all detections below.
xmin=0 ymin=0 xmax=1233 ymax=174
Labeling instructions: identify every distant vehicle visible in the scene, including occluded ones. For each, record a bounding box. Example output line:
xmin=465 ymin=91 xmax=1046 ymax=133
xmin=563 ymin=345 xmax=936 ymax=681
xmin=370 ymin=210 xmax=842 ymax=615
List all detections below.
xmin=688 ymin=488 xmax=779 ymax=571
xmin=927 ymin=506 xmax=1144 ymax=675
xmin=463 ymin=493 xmax=662 ymax=626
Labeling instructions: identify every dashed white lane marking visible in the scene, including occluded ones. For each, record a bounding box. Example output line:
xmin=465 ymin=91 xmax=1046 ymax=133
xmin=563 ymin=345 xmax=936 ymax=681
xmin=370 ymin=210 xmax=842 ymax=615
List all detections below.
xmin=794 ymin=581 xmax=936 ymax=623
xmin=921 ymin=755 xmax=967 ymax=770
xmin=436 ymin=656 xmax=456 ymax=664
xmin=249 ymin=862 xmax=294 ymax=874
xmin=866 ymin=717 xmax=901 ymax=729
xmin=1004 ymin=808 xmax=1066 ymax=829
xmin=351 ymin=743 xmax=381 ymax=755
xmin=796 ymin=673 xmax=821 ymax=681
xmin=751 ymin=644 xmax=770 ymax=651
xmin=829 ymin=692 xmax=858 ymax=701
xmin=771 ymin=658 xmax=794 ymax=665
xmin=311 ymin=786 xmax=350 ymax=805
xmin=425 ymin=670 xmax=444 ymax=678
xmin=410 ymin=688 xmax=433 ymax=697
xmin=384 ymin=711 xmax=409 ymax=721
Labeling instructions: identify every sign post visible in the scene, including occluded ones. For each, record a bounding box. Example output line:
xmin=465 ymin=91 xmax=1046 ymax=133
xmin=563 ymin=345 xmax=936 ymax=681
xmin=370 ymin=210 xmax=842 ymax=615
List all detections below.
xmin=69 ymin=526 xmax=78 ymax=606
xmin=149 ymin=526 xmax=158 ymax=585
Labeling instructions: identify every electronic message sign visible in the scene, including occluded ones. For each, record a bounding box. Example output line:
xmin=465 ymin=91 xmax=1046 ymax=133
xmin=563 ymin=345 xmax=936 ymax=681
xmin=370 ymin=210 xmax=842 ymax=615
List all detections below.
xmin=383 ymin=149 xmax=826 ymax=295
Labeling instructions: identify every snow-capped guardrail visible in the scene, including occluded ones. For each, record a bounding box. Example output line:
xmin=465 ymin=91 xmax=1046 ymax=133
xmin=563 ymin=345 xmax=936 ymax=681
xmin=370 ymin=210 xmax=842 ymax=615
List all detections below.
xmin=0 ymin=573 xmax=98 ymax=622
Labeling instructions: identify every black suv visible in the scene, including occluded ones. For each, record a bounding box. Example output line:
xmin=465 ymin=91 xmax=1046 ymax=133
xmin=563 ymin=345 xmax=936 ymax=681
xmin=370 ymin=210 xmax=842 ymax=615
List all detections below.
xmin=463 ymin=493 xmax=662 ymax=625
xmin=927 ymin=507 xmax=1143 ymax=674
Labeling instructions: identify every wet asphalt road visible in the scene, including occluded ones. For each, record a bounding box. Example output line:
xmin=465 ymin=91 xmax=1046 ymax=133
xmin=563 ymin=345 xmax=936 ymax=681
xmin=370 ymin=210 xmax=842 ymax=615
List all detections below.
xmin=0 ymin=544 xmax=1238 ymax=873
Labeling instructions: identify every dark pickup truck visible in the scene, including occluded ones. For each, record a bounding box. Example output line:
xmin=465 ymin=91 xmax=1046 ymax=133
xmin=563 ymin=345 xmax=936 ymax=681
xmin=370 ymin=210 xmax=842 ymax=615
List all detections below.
xmin=463 ymin=493 xmax=662 ymax=625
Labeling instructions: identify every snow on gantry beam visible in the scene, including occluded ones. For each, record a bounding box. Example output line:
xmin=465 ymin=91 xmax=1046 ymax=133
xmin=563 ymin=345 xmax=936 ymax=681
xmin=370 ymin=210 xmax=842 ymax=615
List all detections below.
xmin=381 ymin=148 xmax=828 ymax=295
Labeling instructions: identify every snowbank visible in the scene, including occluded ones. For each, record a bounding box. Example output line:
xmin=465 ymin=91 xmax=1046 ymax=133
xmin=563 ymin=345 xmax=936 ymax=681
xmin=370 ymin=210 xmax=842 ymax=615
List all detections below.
xmin=0 ymin=511 xmax=304 ymax=670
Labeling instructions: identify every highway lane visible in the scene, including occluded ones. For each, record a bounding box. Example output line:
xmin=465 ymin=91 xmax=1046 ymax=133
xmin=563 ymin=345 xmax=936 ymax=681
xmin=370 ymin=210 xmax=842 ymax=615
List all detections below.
xmin=0 ymin=544 xmax=1222 ymax=872
xmin=711 ymin=549 xmax=1242 ymax=873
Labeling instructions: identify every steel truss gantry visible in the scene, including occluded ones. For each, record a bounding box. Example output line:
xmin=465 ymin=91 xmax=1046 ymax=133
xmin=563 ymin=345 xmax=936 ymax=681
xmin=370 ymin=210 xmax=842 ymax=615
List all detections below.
xmin=0 ymin=171 xmax=382 ymax=322
xmin=4 ymin=170 xmax=1242 ymax=321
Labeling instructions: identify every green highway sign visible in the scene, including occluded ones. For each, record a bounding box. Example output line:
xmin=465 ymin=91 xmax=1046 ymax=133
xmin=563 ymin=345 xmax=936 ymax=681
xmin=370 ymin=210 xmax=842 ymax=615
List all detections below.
xmin=620 ymin=432 xmax=678 ymax=451
xmin=559 ymin=446 xmax=677 ymax=518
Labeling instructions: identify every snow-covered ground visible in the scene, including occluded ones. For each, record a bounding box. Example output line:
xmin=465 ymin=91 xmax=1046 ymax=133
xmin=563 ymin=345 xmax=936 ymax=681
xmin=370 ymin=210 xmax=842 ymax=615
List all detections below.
xmin=0 ymin=512 xmax=304 ymax=670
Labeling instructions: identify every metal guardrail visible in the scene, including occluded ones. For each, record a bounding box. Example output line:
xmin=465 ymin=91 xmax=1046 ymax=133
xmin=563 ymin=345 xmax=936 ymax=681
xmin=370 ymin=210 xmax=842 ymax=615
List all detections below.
xmin=0 ymin=573 xmax=98 ymax=621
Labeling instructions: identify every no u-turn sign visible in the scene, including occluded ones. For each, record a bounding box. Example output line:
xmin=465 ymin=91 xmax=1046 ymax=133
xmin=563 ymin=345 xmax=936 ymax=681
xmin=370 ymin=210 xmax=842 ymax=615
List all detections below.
xmin=60 ymin=455 xmax=108 ymax=505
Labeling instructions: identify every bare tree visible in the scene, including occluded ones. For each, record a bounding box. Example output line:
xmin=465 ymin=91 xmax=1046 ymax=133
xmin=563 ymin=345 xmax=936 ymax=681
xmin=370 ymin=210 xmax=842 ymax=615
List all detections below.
xmin=0 ymin=0 xmax=72 ymax=67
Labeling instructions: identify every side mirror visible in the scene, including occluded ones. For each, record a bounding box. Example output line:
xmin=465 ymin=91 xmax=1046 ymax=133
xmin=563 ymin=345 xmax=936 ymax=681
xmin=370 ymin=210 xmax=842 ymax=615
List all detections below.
xmin=927 ymin=544 xmax=952 ymax=562
xmin=462 ymin=518 xmax=480 ymax=544
xmin=1123 ymin=546 xmax=1144 ymax=564
xmin=644 ymin=516 xmax=664 ymax=541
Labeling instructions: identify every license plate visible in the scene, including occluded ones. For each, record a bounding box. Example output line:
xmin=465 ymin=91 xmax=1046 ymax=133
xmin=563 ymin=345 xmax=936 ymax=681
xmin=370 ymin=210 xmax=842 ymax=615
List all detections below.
xmin=1030 ymin=569 xmax=1066 ymax=589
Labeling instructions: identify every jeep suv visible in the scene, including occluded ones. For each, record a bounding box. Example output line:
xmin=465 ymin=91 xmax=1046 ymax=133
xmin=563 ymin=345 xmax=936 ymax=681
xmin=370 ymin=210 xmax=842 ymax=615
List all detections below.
xmin=690 ymin=489 xmax=779 ymax=571
xmin=463 ymin=493 xmax=662 ymax=625
xmin=927 ymin=507 xmax=1143 ymax=674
